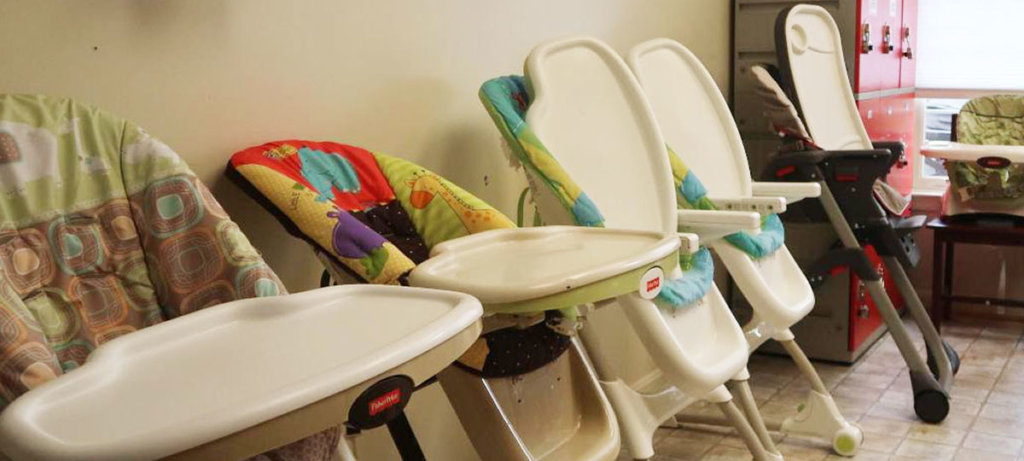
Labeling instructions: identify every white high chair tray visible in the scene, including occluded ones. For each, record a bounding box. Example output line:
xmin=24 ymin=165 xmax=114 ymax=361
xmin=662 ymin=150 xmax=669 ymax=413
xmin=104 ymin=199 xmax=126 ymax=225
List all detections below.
xmin=409 ymin=226 xmax=679 ymax=313
xmin=0 ymin=285 xmax=482 ymax=461
xmin=921 ymin=142 xmax=1024 ymax=163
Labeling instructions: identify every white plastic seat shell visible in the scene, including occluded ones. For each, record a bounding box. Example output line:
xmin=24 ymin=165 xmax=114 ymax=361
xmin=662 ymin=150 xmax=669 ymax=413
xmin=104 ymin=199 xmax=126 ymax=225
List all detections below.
xmin=627 ymin=38 xmax=815 ymax=332
xmin=522 ymin=35 xmax=749 ymax=406
xmin=0 ymin=285 xmax=482 ymax=461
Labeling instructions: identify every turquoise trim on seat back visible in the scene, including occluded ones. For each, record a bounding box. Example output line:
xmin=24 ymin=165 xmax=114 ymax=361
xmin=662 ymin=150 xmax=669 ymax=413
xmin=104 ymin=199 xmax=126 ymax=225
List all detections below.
xmin=481 ymin=75 xmax=712 ymax=308
xmin=480 ymin=76 xmax=604 ymax=227
xmin=666 ymin=146 xmax=785 ymax=259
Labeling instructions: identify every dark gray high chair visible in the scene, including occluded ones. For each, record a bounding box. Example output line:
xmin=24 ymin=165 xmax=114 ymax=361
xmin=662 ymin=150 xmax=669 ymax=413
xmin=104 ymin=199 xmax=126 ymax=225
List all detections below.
xmin=750 ymin=4 xmax=960 ymax=424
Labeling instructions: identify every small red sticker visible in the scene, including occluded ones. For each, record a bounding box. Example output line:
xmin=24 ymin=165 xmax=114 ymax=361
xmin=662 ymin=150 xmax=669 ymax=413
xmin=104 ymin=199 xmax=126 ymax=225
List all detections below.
xmin=646 ymin=278 xmax=661 ymax=293
xmin=369 ymin=389 xmax=403 ymax=416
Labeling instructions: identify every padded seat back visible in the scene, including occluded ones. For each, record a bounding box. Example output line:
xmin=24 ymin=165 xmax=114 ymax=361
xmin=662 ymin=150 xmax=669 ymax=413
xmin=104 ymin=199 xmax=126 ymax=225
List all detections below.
xmin=229 ymin=141 xmax=572 ymax=377
xmin=958 ymin=95 xmax=1024 ymax=145
xmin=0 ymin=95 xmax=338 ymax=460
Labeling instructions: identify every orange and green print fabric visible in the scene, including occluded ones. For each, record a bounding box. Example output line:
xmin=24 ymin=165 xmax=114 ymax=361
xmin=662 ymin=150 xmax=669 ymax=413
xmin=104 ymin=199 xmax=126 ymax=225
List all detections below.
xmin=230 ymin=141 xmax=514 ymax=285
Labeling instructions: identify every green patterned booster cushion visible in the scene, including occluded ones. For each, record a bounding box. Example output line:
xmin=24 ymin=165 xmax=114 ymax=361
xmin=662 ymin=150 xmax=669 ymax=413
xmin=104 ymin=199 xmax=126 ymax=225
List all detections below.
xmin=666 ymin=147 xmax=785 ymax=259
xmin=0 ymin=94 xmax=339 ymax=460
xmin=950 ymin=95 xmax=1024 ymax=201
xmin=480 ymin=76 xmax=714 ymax=308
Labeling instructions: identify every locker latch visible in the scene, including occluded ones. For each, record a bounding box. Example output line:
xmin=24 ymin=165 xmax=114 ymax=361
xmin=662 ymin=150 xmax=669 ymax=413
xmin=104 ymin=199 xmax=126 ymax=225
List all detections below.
xmin=860 ymin=24 xmax=873 ymax=53
xmin=881 ymin=24 xmax=895 ymax=53
xmin=901 ymin=27 xmax=914 ymax=59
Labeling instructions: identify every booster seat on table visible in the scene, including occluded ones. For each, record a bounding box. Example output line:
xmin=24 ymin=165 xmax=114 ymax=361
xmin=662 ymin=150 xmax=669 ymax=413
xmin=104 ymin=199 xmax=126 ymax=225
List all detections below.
xmin=481 ymin=37 xmax=785 ymax=461
xmin=752 ymin=4 xmax=960 ymax=423
xmin=228 ymin=140 xmax=683 ymax=461
xmin=625 ymin=38 xmax=862 ymax=456
xmin=922 ymin=95 xmax=1024 ymax=219
xmin=0 ymin=95 xmax=483 ymax=461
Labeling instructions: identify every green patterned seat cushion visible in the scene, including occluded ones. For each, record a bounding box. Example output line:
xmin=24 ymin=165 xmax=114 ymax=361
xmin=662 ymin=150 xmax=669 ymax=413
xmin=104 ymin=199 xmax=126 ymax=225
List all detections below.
xmin=949 ymin=95 xmax=1024 ymax=202
xmin=0 ymin=95 xmax=337 ymax=460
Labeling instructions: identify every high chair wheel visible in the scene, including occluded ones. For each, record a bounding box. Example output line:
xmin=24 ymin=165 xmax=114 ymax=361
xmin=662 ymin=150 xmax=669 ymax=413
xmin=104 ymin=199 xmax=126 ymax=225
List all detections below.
xmin=926 ymin=341 xmax=961 ymax=378
xmin=913 ymin=388 xmax=950 ymax=423
xmin=832 ymin=425 xmax=863 ymax=457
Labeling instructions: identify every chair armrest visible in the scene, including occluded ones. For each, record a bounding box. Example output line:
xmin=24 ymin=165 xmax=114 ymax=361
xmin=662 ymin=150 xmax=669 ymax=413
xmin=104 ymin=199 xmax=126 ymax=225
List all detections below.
xmin=677 ymin=232 xmax=700 ymax=254
xmin=751 ymin=181 xmax=821 ymax=204
xmin=707 ymin=196 xmax=786 ymax=214
xmin=872 ymin=140 xmax=907 ymax=168
xmin=766 ymin=149 xmax=891 ymax=186
xmin=677 ymin=209 xmax=760 ymax=245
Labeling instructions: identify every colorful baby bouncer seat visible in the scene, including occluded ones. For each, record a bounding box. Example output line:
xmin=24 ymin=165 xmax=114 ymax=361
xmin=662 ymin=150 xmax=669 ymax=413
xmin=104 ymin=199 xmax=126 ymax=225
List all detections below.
xmin=481 ymin=37 xmax=792 ymax=461
xmin=921 ymin=95 xmax=1024 ymax=218
xmin=229 ymin=138 xmax=692 ymax=460
xmin=0 ymin=95 xmax=485 ymax=461
xmin=746 ymin=4 xmax=959 ymax=423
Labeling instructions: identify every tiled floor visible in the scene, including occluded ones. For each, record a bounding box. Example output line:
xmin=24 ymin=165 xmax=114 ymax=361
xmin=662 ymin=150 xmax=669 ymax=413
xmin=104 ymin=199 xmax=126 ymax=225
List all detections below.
xmin=617 ymin=318 xmax=1024 ymax=460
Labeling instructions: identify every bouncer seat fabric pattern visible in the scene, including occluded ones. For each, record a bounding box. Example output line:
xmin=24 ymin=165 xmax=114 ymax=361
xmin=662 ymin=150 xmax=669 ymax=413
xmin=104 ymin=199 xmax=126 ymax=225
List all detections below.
xmin=0 ymin=94 xmax=339 ymax=460
xmin=950 ymin=95 xmax=1024 ymax=204
xmin=228 ymin=141 xmax=572 ymax=377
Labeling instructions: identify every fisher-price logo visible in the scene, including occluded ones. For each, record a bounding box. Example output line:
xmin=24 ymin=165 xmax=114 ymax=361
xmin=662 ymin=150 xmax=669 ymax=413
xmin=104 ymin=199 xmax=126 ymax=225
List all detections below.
xmin=369 ymin=389 xmax=403 ymax=416
xmin=638 ymin=267 xmax=665 ymax=300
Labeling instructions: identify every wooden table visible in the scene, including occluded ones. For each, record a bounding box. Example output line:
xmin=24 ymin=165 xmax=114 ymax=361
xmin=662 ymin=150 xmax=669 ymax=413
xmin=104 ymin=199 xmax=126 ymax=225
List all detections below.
xmin=929 ymin=217 xmax=1024 ymax=332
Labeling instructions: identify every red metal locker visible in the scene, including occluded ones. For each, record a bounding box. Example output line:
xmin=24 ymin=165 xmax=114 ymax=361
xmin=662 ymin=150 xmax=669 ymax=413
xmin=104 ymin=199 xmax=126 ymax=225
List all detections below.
xmin=880 ymin=0 xmax=903 ymax=90
xmin=855 ymin=0 xmax=885 ymax=93
xmin=849 ymin=245 xmax=887 ymax=351
xmin=899 ymin=0 xmax=918 ymax=88
xmin=888 ymin=94 xmax=916 ymax=196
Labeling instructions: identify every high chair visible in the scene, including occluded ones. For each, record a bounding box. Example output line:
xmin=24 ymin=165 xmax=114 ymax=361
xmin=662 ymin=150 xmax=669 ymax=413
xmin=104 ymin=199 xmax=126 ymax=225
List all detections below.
xmin=228 ymin=140 xmax=686 ymax=461
xmin=756 ymin=4 xmax=959 ymax=423
xmin=481 ymin=37 xmax=783 ymax=461
xmin=626 ymin=38 xmax=862 ymax=456
xmin=0 ymin=95 xmax=483 ymax=461
xmin=922 ymin=94 xmax=1024 ymax=219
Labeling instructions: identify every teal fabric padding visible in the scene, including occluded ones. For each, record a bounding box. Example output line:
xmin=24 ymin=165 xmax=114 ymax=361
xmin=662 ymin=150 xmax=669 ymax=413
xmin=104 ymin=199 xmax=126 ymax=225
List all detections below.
xmin=480 ymin=75 xmax=712 ymax=309
xmin=675 ymin=160 xmax=785 ymax=259
xmin=480 ymin=76 xmax=605 ymax=227
xmin=657 ymin=247 xmax=714 ymax=307
xmin=723 ymin=214 xmax=785 ymax=259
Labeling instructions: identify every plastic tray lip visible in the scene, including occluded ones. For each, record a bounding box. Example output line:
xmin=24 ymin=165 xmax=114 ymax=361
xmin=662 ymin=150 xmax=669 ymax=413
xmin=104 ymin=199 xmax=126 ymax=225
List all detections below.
xmin=409 ymin=226 xmax=679 ymax=305
xmin=921 ymin=141 xmax=1024 ymax=163
xmin=0 ymin=285 xmax=482 ymax=461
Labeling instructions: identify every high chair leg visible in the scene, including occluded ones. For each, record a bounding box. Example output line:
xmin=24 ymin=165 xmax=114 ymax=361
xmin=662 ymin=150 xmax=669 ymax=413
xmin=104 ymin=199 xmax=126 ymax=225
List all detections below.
xmin=730 ymin=380 xmax=779 ymax=456
xmin=815 ymin=182 xmax=952 ymax=423
xmin=717 ymin=400 xmax=778 ymax=461
xmin=777 ymin=339 xmax=863 ymax=457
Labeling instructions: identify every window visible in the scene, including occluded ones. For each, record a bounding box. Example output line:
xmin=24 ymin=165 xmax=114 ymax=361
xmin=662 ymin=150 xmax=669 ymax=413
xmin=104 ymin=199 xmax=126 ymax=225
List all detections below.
xmin=917 ymin=0 xmax=1024 ymax=91
xmin=912 ymin=0 xmax=1024 ymax=193
xmin=914 ymin=98 xmax=967 ymax=192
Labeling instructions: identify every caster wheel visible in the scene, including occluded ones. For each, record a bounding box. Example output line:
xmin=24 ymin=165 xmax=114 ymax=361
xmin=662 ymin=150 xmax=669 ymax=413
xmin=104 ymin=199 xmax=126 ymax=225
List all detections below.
xmin=927 ymin=341 xmax=961 ymax=378
xmin=914 ymin=388 xmax=950 ymax=423
xmin=832 ymin=425 xmax=863 ymax=457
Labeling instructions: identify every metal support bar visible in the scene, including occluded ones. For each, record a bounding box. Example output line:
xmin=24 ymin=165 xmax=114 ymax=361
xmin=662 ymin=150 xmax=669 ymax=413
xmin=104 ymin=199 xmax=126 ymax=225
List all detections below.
xmin=717 ymin=401 xmax=773 ymax=461
xmin=883 ymin=255 xmax=953 ymax=390
xmin=386 ymin=412 xmax=426 ymax=461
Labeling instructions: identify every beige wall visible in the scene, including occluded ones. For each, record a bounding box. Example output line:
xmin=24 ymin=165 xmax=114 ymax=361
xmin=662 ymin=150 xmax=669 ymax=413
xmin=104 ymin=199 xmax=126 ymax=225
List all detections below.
xmin=0 ymin=1 xmax=730 ymax=459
